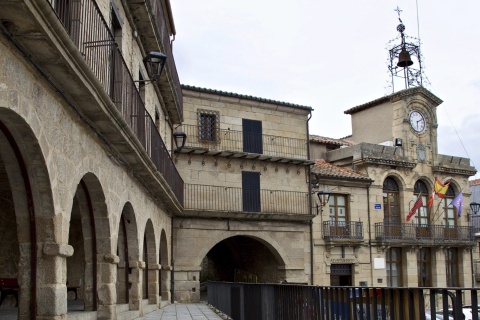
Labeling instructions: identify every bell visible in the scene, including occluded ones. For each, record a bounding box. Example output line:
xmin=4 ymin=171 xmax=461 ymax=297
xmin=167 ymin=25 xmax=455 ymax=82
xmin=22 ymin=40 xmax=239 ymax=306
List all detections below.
xmin=397 ymin=48 xmax=413 ymax=68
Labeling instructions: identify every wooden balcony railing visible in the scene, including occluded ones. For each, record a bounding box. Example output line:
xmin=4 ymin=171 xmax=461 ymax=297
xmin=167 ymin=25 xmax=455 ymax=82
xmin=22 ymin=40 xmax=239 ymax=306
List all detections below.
xmin=184 ymin=184 xmax=310 ymax=216
xmin=375 ymin=222 xmax=474 ymax=244
xmin=51 ymin=0 xmax=183 ymax=204
xmin=181 ymin=124 xmax=308 ymax=160
xmin=322 ymin=221 xmax=363 ymax=240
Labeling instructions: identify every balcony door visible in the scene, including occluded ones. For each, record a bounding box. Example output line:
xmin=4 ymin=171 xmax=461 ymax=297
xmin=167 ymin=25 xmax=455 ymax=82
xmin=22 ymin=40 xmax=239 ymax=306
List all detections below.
xmin=414 ymin=180 xmax=430 ymax=239
xmin=242 ymin=172 xmax=260 ymax=213
xmin=383 ymin=177 xmax=401 ymax=238
xmin=329 ymin=194 xmax=349 ymax=237
xmin=242 ymin=119 xmax=262 ymax=154
xmin=443 ymin=185 xmax=457 ymax=240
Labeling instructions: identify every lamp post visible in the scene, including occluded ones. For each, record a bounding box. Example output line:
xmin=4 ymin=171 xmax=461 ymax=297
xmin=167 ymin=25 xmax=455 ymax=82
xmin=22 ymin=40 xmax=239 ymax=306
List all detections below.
xmin=143 ymin=51 xmax=167 ymax=81
xmin=173 ymin=131 xmax=187 ymax=149
xmin=316 ymin=190 xmax=331 ymax=214
xmin=471 ymin=202 xmax=480 ymax=215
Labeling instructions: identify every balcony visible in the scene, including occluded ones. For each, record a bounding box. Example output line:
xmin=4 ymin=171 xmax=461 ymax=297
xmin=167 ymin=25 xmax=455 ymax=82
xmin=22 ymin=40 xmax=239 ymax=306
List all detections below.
xmin=184 ymin=184 xmax=312 ymax=221
xmin=374 ymin=222 xmax=474 ymax=246
xmin=123 ymin=0 xmax=183 ymax=122
xmin=470 ymin=215 xmax=480 ymax=235
xmin=322 ymin=221 xmax=363 ymax=243
xmin=177 ymin=124 xmax=313 ymax=165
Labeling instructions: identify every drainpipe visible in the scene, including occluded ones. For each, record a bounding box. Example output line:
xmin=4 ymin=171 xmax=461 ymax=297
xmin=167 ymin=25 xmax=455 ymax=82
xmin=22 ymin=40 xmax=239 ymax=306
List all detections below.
xmin=171 ymin=217 xmax=175 ymax=303
xmin=306 ymin=110 xmax=314 ymax=285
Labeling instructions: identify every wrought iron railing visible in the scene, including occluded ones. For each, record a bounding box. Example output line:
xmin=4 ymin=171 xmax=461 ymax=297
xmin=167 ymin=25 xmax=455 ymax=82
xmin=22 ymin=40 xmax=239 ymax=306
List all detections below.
xmin=181 ymin=124 xmax=308 ymax=159
xmin=184 ymin=184 xmax=310 ymax=216
xmin=322 ymin=221 xmax=363 ymax=240
xmin=50 ymin=0 xmax=183 ymax=204
xmin=208 ymin=281 xmax=480 ymax=320
xmin=375 ymin=222 xmax=474 ymax=244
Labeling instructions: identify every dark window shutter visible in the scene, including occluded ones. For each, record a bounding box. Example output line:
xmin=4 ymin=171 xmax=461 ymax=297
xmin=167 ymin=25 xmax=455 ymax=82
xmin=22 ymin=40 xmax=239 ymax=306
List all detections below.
xmin=243 ymin=119 xmax=262 ymax=154
xmin=242 ymin=171 xmax=260 ymax=212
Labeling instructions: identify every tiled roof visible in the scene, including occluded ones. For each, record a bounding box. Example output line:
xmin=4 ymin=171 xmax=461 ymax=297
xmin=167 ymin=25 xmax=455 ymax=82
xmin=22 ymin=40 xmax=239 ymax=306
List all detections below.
xmin=181 ymin=85 xmax=313 ymax=111
xmin=310 ymin=135 xmax=354 ymax=146
xmin=470 ymin=179 xmax=480 ymax=186
xmin=311 ymin=160 xmax=372 ymax=181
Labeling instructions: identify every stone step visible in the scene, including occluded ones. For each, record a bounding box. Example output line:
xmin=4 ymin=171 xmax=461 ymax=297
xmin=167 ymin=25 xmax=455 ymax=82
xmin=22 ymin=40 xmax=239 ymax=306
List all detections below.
xmin=142 ymin=302 xmax=158 ymax=314
xmin=116 ymin=309 xmax=140 ymax=320
xmin=67 ymin=311 xmax=97 ymax=320
xmin=115 ymin=303 xmax=129 ymax=313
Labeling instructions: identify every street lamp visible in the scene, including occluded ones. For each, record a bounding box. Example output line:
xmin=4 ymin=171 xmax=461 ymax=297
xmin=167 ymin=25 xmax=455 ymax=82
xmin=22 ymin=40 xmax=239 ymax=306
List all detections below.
xmin=316 ymin=190 xmax=331 ymax=214
xmin=471 ymin=202 xmax=480 ymax=215
xmin=143 ymin=51 xmax=167 ymax=82
xmin=173 ymin=131 xmax=187 ymax=149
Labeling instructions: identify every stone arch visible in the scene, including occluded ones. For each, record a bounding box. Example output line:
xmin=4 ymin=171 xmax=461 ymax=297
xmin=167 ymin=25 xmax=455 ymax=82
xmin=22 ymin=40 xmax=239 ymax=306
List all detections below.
xmin=197 ymin=231 xmax=288 ymax=269
xmin=159 ymin=229 xmax=169 ymax=301
xmin=0 ymin=110 xmax=56 ymax=318
xmin=116 ymin=202 xmax=141 ymax=310
xmin=66 ymin=173 xmax=112 ymax=315
xmin=143 ymin=219 xmax=158 ymax=304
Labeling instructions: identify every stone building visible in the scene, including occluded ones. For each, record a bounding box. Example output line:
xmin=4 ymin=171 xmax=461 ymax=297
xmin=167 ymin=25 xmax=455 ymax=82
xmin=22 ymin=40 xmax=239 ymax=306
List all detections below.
xmin=0 ymin=0 xmax=183 ymax=318
xmin=310 ymin=86 xmax=477 ymax=290
xmin=173 ymin=85 xmax=315 ymax=302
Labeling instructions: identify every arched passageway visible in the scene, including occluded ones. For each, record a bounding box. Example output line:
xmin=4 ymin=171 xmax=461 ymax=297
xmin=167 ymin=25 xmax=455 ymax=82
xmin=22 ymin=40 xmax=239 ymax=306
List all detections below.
xmin=200 ymin=235 xmax=286 ymax=285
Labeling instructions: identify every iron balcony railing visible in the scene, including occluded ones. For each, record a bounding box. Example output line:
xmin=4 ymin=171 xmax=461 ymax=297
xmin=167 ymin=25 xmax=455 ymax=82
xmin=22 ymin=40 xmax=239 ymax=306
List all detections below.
xmin=322 ymin=221 xmax=363 ymax=240
xmin=51 ymin=0 xmax=183 ymax=204
xmin=375 ymin=222 xmax=474 ymax=244
xmin=184 ymin=184 xmax=310 ymax=216
xmin=208 ymin=281 xmax=480 ymax=320
xmin=181 ymin=124 xmax=308 ymax=160
xmin=475 ymin=260 xmax=480 ymax=282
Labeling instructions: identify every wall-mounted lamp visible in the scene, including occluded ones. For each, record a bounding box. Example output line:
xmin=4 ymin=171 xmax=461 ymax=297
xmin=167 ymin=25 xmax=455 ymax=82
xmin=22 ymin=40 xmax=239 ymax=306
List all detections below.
xmin=143 ymin=51 xmax=167 ymax=82
xmin=173 ymin=131 xmax=187 ymax=149
xmin=316 ymin=190 xmax=331 ymax=214
xmin=471 ymin=202 xmax=480 ymax=215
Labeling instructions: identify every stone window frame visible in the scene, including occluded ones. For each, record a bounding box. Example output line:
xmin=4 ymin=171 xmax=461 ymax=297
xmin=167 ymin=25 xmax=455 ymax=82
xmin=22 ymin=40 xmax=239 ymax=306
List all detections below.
xmin=197 ymin=109 xmax=220 ymax=143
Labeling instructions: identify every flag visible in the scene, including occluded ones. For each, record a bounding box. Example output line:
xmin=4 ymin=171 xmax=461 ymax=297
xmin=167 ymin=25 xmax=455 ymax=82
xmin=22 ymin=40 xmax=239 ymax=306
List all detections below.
xmin=450 ymin=192 xmax=464 ymax=218
xmin=406 ymin=196 xmax=423 ymax=222
xmin=434 ymin=177 xmax=450 ymax=199
xmin=427 ymin=191 xmax=435 ymax=207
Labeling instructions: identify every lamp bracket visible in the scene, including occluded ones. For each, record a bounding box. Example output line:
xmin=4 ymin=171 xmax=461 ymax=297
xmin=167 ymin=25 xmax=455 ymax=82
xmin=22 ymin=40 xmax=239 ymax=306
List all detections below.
xmin=240 ymin=159 xmax=247 ymax=169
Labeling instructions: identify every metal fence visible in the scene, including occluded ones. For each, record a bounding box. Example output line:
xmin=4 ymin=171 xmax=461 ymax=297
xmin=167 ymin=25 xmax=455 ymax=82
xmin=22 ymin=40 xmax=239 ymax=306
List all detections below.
xmin=208 ymin=281 xmax=480 ymax=320
xmin=322 ymin=221 xmax=363 ymax=240
xmin=375 ymin=222 xmax=474 ymax=244
xmin=184 ymin=184 xmax=310 ymax=215
xmin=181 ymin=124 xmax=308 ymax=159
xmin=50 ymin=0 xmax=184 ymax=204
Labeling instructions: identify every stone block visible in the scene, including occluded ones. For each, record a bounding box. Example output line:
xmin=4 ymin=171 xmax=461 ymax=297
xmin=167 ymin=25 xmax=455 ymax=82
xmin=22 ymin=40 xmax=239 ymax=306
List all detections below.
xmin=37 ymin=285 xmax=67 ymax=316
xmin=43 ymin=242 xmax=74 ymax=258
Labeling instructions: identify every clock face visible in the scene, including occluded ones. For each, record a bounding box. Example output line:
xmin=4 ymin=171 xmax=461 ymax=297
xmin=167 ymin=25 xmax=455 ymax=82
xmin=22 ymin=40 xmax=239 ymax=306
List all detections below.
xmin=409 ymin=110 xmax=426 ymax=133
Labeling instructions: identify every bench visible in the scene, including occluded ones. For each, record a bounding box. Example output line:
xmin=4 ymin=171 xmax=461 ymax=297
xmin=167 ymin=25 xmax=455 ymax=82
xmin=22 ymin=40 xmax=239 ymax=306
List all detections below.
xmin=0 ymin=278 xmax=19 ymax=307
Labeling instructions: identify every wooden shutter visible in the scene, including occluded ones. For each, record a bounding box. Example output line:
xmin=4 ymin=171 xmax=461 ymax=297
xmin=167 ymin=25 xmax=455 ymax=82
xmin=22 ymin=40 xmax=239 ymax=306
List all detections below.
xmin=242 ymin=119 xmax=262 ymax=154
xmin=242 ymin=171 xmax=260 ymax=212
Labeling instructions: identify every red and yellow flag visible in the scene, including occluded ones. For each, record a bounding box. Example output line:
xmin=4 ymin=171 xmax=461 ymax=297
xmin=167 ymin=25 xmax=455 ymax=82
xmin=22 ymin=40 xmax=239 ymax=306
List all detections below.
xmin=427 ymin=191 xmax=435 ymax=207
xmin=434 ymin=177 xmax=450 ymax=199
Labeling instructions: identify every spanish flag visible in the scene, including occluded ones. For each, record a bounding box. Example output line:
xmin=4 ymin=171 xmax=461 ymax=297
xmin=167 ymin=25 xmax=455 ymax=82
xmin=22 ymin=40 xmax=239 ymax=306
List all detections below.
xmin=427 ymin=191 xmax=435 ymax=207
xmin=434 ymin=177 xmax=450 ymax=199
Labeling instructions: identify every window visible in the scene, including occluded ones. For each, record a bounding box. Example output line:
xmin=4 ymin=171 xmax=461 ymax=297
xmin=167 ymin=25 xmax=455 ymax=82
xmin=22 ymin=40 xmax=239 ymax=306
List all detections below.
xmin=414 ymin=180 xmax=429 ymax=225
xmin=417 ymin=248 xmax=431 ymax=286
xmin=383 ymin=177 xmax=400 ymax=224
xmin=242 ymin=172 xmax=260 ymax=212
xmin=198 ymin=110 xmax=219 ymax=142
xmin=386 ymin=247 xmax=402 ymax=287
xmin=446 ymin=248 xmax=459 ymax=287
xmin=443 ymin=185 xmax=457 ymax=228
xmin=242 ymin=119 xmax=262 ymax=154
xmin=329 ymin=194 xmax=348 ymax=224
xmin=111 ymin=2 xmax=123 ymax=49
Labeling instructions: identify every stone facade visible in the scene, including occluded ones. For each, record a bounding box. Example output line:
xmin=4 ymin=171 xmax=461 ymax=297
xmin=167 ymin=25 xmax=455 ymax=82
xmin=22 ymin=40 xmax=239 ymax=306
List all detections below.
xmin=310 ymin=87 xmax=477 ymax=299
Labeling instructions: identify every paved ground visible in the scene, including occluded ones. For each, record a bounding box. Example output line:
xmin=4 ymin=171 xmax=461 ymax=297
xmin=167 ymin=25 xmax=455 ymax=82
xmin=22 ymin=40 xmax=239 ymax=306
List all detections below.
xmin=137 ymin=303 xmax=229 ymax=320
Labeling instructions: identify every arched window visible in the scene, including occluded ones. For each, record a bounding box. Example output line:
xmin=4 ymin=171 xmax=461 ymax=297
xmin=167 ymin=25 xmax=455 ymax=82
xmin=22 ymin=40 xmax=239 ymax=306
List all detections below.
xmin=414 ymin=180 xmax=429 ymax=225
xmin=443 ymin=185 xmax=457 ymax=228
xmin=383 ymin=177 xmax=400 ymax=224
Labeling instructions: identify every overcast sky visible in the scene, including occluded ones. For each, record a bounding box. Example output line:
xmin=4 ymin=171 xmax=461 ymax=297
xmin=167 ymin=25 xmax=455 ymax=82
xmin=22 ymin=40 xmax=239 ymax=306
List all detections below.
xmin=170 ymin=1 xmax=480 ymax=180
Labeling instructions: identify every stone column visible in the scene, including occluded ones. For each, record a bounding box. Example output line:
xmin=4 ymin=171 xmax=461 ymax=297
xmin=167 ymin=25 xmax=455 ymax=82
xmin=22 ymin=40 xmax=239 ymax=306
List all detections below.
xmin=161 ymin=265 xmax=172 ymax=302
xmin=37 ymin=242 xmax=73 ymax=319
xmin=128 ymin=260 xmax=145 ymax=312
xmin=147 ymin=263 xmax=160 ymax=305
xmin=404 ymin=248 xmax=418 ymax=287
xmin=96 ymin=254 xmax=119 ymax=319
